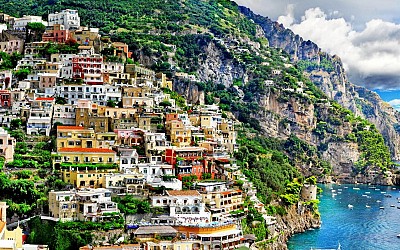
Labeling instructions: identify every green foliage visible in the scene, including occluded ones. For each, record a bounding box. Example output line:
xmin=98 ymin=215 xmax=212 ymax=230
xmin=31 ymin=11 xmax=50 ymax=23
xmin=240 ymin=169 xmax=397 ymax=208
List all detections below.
xmin=266 ymin=205 xmax=287 ymax=216
xmin=182 ymin=174 xmax=198 ymax=189
xmin=162 ymin=88 xmax=186 ymax=108
xmin=305 ymin=176 xmax=317 ymax=185
xmin=201 ymin=172 xmax=212 ymax=180
xmin=14 ymin=170 xmax=33 ymax=179
xmin=59 ymin=162 xmax=118 ymax=170
xmin=297 ymin=57 xmax=335 ymax=73
xmin=0 ymin=52 xmax=22 ymax=70
xmin=27 ymin=216 xmax=124 ymax=249
xmin=112 ymin=195 xmax=151 ymax=215
xmin=13 ymin=68 xmax=31 ymax=81
xmin=236 ymin=130 xmax=300 ymax=204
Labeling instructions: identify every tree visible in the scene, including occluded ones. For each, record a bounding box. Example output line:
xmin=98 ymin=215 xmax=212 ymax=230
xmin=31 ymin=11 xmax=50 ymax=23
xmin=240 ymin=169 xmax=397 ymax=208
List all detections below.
xmin=159 ymin=100 xmax=172 ymax=107
xmin=13 ymin=68 xmax=31 ymax=81
xmin=107 ymin=100 xmax=117 ymax=108
xmin=26 ymin=22 xmax=46 ymax=42
xmin=10 ymin=119 xmax=22 ymax=129
xmin=55 ymin=97 xmax=67 ymax=105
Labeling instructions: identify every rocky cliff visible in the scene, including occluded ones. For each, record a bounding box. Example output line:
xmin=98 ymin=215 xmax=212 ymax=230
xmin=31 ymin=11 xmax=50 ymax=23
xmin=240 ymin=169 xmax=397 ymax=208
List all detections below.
xmin=260 ymin=204 xmax=320 ymax=250
xmin=239 ymin=6 xmax=400 ymax=161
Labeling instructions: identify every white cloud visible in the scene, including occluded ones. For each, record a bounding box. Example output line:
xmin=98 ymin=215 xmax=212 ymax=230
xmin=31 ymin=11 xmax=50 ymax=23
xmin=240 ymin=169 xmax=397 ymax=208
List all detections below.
xmin=388 ymin=99 xmax=400 ymax=111
xmin=277 ymin=8 xmax=400 ymax=89
xmin=234 ymin=0 xmax=400 ymax=89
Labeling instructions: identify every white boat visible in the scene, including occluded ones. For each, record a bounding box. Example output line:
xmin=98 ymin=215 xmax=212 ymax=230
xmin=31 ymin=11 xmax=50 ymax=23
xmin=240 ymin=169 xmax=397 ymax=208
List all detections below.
xmin=397 ymin=234 xmax=400 ymax=238
xmin=365 ymin=192 xmax=370 ymax=194
xmin=353 ymin=187 xmax=360 ymax=190
xmin=366 ymin=205 xmax=371 ymax=208
xmin=362 ymin=194 xmax=368 ymax=197
xmin=311 ymin=242 xmax=341 ymax=250
xmin=380 ymin=206 xmax=385 ymax=209
xmin=375 ymin=188 xmax=380 ymax=191
xmin=391 ymin=205 xmax=395 ymax=207
xmin=377 ymin=200 xmax=381 ymax=203
xmin=348 ymin=204 xmax=354 ymax=209
xmin=381 ymin=191 xmax=386 ymax=194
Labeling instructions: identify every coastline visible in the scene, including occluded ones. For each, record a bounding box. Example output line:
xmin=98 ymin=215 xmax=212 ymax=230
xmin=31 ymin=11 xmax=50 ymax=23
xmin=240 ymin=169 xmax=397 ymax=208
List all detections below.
xmin=255 ymin=204 xmax=321 ymax=249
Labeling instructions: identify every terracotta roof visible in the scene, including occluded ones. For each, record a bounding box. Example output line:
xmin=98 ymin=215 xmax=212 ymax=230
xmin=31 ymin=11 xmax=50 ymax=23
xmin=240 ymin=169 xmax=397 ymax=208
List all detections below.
xmin=166 ymin=190 xmax=200 ymax=196
xmin=36 ymin=97 xmax=55 ymax=101
xmin=221 ymin=189 xmax=242 ymax=196
xmin=57 ymin=126 xmax=85 ymax=130
xmin=59 ymin=148 xmax=116 ymax=154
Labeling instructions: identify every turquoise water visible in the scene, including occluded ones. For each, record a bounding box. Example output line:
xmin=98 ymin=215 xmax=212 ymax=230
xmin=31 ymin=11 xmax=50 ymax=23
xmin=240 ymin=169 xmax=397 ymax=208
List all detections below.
xmin=288 ymin=184 xmax=400 ymax=250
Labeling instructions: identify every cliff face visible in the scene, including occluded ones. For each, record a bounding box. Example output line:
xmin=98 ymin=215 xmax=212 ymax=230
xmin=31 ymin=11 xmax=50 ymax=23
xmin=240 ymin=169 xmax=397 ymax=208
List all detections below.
xmin=263 ymin=204 xmax=320 ymax=250
xmin=239 ymin=6 xmax=400 ymax=160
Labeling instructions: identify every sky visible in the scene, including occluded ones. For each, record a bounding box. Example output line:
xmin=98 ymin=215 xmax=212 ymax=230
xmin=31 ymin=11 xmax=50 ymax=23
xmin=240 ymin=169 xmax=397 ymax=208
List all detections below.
xmin=234 ymin=0 xmax=400 ymax=93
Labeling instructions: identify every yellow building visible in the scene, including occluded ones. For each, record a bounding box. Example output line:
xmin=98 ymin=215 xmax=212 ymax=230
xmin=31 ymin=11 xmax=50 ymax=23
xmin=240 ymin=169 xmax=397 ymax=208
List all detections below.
xmin=0 ymin=202 xmax=23 ymax=250
xmin=57 ymin=148 xmax=117 ymax=165
xmin=218 ymin=121 xmax=237 ymax=153
xmin=202 ymin=189 xmax=243 ymax=214
xmin=165 ymin=120 xmax=191 ymax=147
xmin=56 ymin=126 xmax=96 ymax=151
xmin=61 ymin=169 xmax=114 ymax=188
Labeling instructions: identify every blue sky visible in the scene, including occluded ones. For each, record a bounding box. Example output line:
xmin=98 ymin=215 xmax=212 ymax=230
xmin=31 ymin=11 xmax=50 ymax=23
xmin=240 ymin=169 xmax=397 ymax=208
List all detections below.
xmin=234 ymin=1 xmax=400 ymax=94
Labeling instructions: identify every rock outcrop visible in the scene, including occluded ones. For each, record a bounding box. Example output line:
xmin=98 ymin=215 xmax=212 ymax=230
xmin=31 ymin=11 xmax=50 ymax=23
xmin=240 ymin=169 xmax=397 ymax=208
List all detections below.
xmin=239 ymin=6 xmax=400 ymax=160
xmin=262 ymin=204 xmax=320 ymax=250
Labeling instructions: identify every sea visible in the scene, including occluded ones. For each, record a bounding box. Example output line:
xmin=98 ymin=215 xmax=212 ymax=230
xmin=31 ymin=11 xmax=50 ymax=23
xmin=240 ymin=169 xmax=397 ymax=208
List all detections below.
xmin=287 ymin=184 xmax=400 ymax=250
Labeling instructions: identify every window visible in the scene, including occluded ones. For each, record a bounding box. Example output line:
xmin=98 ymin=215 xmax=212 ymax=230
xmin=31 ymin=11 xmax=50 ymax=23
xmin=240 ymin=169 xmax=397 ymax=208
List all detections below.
xmin=68 ymin=141 xmax=74 ymax=146
xmin=108 ymin=158 xmax=113 ymax=162
xmin=62 ymin=204 xmax=68 ymax=209
xmin=71 ymin=204 xmax=76 ymax=209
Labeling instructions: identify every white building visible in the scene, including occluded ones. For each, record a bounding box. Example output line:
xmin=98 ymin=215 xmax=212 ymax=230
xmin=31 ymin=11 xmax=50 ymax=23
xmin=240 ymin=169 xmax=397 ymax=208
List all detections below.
xmin=53 ymin=104 xmax=76 ymax=126
xmin=13 ymin=15 xmax=47 ymax=30
xmin=26 ymin=97 xmax=55 ymax=136
xmin=151 ymin=190 xmax=211 ymax=224
xmin=56 ymin=84 xmax=121 ymax=105
xmin=48 ymin=9 xmax=80 ymax=30
xmin=48 ymin=188 xmax=119 ymax=222
xmin=0 ymin=127 xmax=16 ymax=163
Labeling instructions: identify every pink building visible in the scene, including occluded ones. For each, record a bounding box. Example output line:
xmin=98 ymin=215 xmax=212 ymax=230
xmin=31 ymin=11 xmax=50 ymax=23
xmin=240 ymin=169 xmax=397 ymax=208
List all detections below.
xmin=42 ymin=24 xmax=71 ymax=43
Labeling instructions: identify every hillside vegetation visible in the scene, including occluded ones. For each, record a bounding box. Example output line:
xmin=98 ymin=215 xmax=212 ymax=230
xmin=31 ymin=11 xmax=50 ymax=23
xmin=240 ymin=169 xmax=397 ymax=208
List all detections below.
xmin=0 ymin=0 xmax=394 ymax=195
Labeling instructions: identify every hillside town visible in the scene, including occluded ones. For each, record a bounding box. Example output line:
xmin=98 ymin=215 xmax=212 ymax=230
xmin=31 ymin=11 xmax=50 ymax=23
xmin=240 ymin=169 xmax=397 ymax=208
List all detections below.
xmin=0 ymin=9 xmax=319 ymax=250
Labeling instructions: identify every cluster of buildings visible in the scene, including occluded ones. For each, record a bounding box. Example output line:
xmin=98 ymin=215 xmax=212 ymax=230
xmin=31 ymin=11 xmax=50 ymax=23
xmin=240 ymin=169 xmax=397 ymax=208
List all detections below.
xmin=0 ymin=9 xmax=254 ymax=250
xmin=0 ymin=8 xmax=321 ymax=250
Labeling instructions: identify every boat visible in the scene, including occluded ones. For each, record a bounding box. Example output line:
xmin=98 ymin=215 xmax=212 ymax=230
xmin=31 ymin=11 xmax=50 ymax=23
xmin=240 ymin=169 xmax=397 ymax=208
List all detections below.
xmin=365 ymin=192 xmax=371 ymax=194
xmin=375 ymin=188 xmax=380 ymax=191
xmin=344 ymin=187 xmax=348 ymax=189
xmin=369 ymin=186 xmax=376 ymax=189
xmin=353 ymin=187 xmax=360 ymax=190
xmin=362 ymin=194 xmax=368 ymax=197
xmin=391 ymin=205 xmax=395 ymax=207
xmin=398 ymin=206 xmax=400 ymax=209
xmin=380 ymin=207 xmax=385 ymax=209
xmin=377 ymin=200 xmax=381 ymax=203
xmin=366 ymin=205 xmax=371 ymax=208
xmin=381 ymin=191 xmax=386 ymax=194
xmin=384 ymin=194 xmax=392 ymax=198
xmin=348 ymin=204 xmax=354 ymax=209
xmin=397 ymin=234 xmax=400 ymax=238
xmin=338 ymin=189 xmax=342 ymax=191
xmin=311 ymin=242 xmax=341 ymax=250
